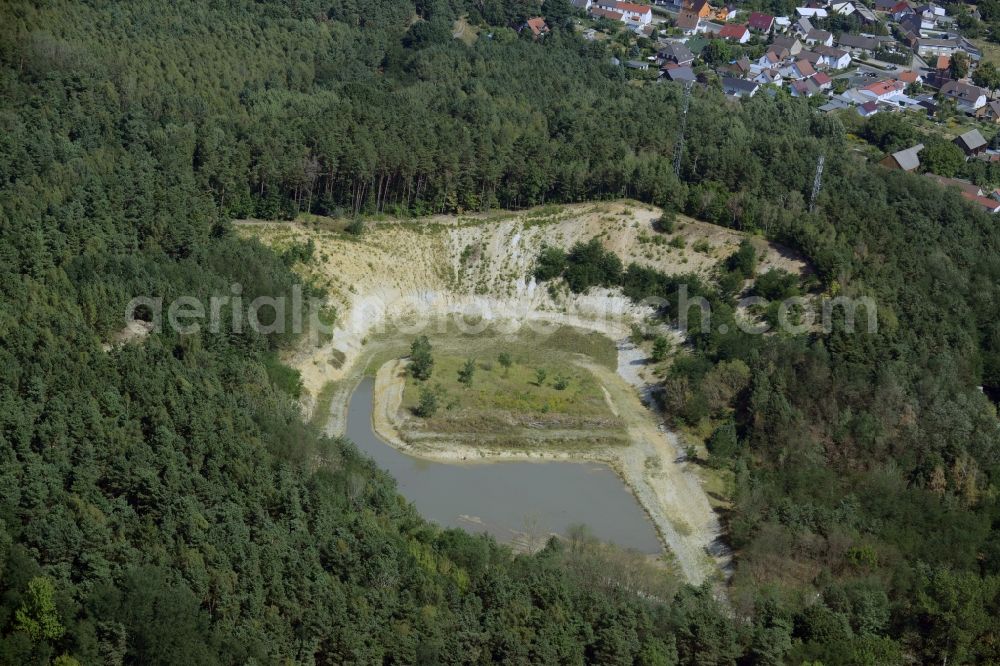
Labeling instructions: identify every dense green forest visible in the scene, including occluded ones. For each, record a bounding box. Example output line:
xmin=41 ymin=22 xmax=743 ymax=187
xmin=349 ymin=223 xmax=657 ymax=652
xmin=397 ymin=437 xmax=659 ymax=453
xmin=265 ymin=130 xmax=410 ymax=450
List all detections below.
xmin=2 ymin=0 xmax=1000 ymax=663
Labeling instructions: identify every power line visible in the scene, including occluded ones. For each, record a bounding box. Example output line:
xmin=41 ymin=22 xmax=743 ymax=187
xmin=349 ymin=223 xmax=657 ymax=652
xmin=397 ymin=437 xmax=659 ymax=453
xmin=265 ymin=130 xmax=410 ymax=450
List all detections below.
xmin=672 ymin=81 xmax=693 ymax=178
xmin=809 ymin=153 xmax=825 ymax=213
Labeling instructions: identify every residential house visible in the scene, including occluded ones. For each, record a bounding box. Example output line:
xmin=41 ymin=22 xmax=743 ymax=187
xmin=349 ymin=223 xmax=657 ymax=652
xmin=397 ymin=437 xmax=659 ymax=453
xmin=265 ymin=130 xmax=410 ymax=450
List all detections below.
xmin=879 ymin=143 xmax=924 ymax=171
xmin=715 ymin=4 xmax=739 ymax=20
xmin=791 ymin=77 xmax=821 ymax=96
xmin=772 ymin=35 xmax=803 ymax=55
xmin=722 ymin=76 xmax=760 ymax=97
xmin=660 ymin=42 xmax=695 ymax=65
xmin=719 ymin=23 xmax=751 ymax=43
xmin=615 ymin=1 xmax=655 ymax=23
xmin=831 ymin=1 xmax=856 ymax=15
xmin=814 ymin=45 xmax=851 ymax=68
xmin=928 ymin=175 xmax=1000 ymax=212
xmin=796 ymin=49 xmax=823 ymax=68
xmin=794 ymin=17 xmax=814 ymax=38
xmin=805 ymin=29 xmax=834 ymax=47
xmin=748 ymin=11 xmax=775 ymax=32
xmin=955 ymin=129 xmax=988 ymax=156
xmin=926 ymin=174 xmax=984 ymax=196
xmin=591 ymin=7 xmax=625 ymax=20
xmin=837 ymin=33 xmax=880 ymax=54
xmin=975 ymin=99 xmax=1000 ymax=123
xmin=686 ymin=0 xmax=713 ymax=18
xmin=666 ymin=65 xmax=698 ymax=82
xmin=857 ymin=100 xmax=880 ymax=116
xmin=970 ymin=195 xmax=1000 ymax=213
xmin=594 ymin=0 xmax=654 ymax=23
xmin=754 ymin=68 xmax=784 ymax=84
xmin=874 ymin=0 xmax=897 ymax=11
xmin=861 ymin=78 xmax=906 ymax=101
xmin=721 ymin=55 xmax=752 ymax=76
xmin=525 ymin=17 xmax=550 ymax=37
xmin=854 ymin=4 xmax=879 ymax=22
xmin=702 ymin=21 xmax=726 ymax=35
xmin=889 ymin=1 xmax=914 ymax=21
xmin=626 ymin=59 xmax=650 ymax=70
xmin=940 ymin=80 xmax=988 ymax=112
xmin=898 ymin=70 xmax=922 ymax=85
xmin=675 ymin=10 xmax=702 ymax=33
xmin=758 ymin=50 xmax=784 ymax=67
xmin=782 ymin=58 xmax=816 ymax=79
xmin=916 ymin=37 xmax=963 ymax=58
xmin=796 ymin=7 xmax=828 ymax=18
xmin=917 ymin=2 xmax=946 ymax=16
xmin=812 ymin=71 xmax=833 ymax=89
xmin=572 ymin=0 xmax=593 ymax=10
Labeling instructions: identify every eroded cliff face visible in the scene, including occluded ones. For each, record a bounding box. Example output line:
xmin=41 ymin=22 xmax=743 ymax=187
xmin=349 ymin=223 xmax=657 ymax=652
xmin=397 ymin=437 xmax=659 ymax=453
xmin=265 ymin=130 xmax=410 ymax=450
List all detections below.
xmin=239 ymin=200 xmax=805 ymax=404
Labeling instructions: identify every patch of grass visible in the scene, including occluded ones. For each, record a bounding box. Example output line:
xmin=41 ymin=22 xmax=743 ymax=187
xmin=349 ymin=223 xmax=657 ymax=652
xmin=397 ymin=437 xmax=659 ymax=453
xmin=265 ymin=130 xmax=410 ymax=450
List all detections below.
xmin=402 ymin=353 xmax=611 ymax=419
xmin=263 ymin=351 xmax=303 ymax=398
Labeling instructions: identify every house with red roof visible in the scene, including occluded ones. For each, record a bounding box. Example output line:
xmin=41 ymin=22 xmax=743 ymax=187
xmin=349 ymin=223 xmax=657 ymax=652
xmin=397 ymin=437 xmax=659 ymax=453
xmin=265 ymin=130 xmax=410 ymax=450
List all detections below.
xmin=812 ymin=71 xmax=832 ymax=89
xmin=747 ymin=11 xmax=775 ymax=32
xmin=861 ymin=78 xmax=905 ymax=101
xmin=592 ymin=0 xmax=653 ymax=23
xmin=525 ymin=17 xmax=549 ymax=37
xmin=782 ymin=58 xmax=815 ymax=79
xmin=857 ymin=100 xmax=879 ymax=117
xmin=719 ymin=23 xmax=750 ymax=43
xmin=890 ymin=1 xmax=914 ymax=20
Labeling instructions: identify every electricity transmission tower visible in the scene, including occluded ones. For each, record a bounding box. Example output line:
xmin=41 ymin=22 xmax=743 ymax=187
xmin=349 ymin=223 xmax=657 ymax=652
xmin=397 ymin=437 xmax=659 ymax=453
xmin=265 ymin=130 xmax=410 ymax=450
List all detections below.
xmin=809 ymin=153 xmax=825 ymax=212
xmin=672 ymin=82 xmax=693 ymax=178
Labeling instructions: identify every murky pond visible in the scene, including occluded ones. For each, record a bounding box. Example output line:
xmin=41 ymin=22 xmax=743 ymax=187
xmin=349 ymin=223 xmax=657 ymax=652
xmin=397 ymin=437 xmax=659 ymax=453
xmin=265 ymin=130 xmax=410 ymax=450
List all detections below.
xmin=347 ymin=377 xmax=662 ymax=553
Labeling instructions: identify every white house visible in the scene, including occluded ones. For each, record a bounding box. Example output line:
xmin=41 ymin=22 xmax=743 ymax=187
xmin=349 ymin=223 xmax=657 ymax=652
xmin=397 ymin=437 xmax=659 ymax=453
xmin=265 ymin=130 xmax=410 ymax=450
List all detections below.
xmin=594 ymin=0 xmax=653 ymax=24
xmin=805 ymin=28 xmax=834 ymax=47
xmin=719 ymin=23 xmax=751 ymax=43
xmin=814 ymin=45 xmax=851 ymax=69
xmin=861 ymin=78 xmax=906 ymax=102
xmin=940 ymin=80 xmax=988 ymax=112
xmin=796 ymin=7 xmax=828 ymax=18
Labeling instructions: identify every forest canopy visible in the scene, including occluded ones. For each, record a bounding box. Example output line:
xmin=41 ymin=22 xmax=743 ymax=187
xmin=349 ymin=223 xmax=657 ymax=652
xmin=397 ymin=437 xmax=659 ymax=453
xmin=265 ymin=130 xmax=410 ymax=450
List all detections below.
xmin=2 ymin=0 xmax=1000 ymax=664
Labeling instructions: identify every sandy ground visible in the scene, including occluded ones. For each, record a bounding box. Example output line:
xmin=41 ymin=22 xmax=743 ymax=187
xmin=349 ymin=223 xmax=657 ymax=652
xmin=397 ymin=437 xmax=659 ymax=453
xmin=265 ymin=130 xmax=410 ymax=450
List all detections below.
xmin=237 ymin=200 xmax=807 ymax=409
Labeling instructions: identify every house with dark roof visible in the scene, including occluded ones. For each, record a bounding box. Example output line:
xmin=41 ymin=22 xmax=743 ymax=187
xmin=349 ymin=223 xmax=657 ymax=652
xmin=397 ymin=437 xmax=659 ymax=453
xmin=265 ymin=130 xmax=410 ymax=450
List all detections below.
xmin=660 ymin=42 xmax=695 ymax=65
xmin=675 ymin=10 xmax=702 ymax=33
xmin=813 ymin=45 xmax=851 ymax=68
xmin=722 ymin=76 xmax=760 ymax=97
xmin=771 ymin=36 xmax=803 ymax=55
xmin=837 ymin=33 xmax=880 ymax=54
xmin=666 ymin=65 xmax=697 ymax=82
xmin=955 ymin=129 xmax=987 ymax=156
xmin=805 ymin=29 xmax=833 ymax=47
xmin=879 ymin=143 xmax=924 ymax=171
xmin=975 ymin=99 xmax=1000 ymax=124
xmin=940 ymin=80 xmax=988 ymax=112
